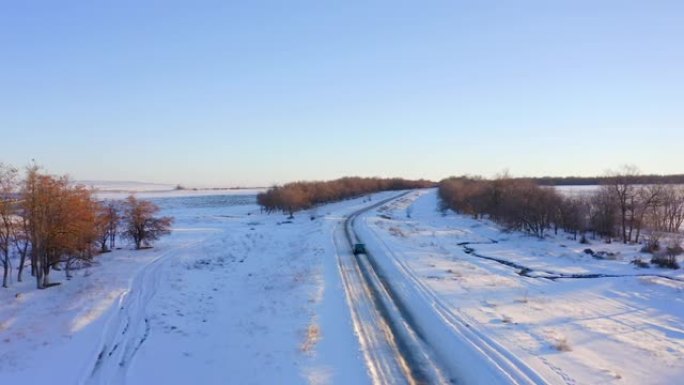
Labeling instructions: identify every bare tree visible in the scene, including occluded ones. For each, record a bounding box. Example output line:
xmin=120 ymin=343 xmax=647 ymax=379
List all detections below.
xmin=439 ymin=176 xmax=562 ymax=239
xmin=121 ymin=196 xmax=173 ymax=249
xmin=632 ymin=184 xmax=662 ymax=243
xmin=14 ymin=213 xmax=30 ymax=282
xmin=658 ymin=185 xmax=684 ymax=233
xmin=0 ymin=163 xmax=18 ymax=288
xmin=95 ymin=200 xmax=120 ymax=253
xmin=605 ymin=166 xmax=640 ymax=243
xmin=439 ymin=169 xmax=682 ymax=249
xmin=558 ymin=197 xmax=590 ymax=240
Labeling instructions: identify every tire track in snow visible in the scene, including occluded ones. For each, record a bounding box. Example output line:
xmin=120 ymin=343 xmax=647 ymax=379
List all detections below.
xmin=334 ymin=223 xmax=411 ymax=385
xmin=81 ymin=239 xmax=209 ymax=385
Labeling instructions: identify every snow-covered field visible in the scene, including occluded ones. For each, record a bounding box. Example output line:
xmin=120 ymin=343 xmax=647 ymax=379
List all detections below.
xmin=2 ymin=188 xmax=683 ymax=385
xmin=357 ymin=189 xmax=684 ymax=385
xmin=552 ymin=185 xmax=599 ymax=198
xmin=79 ymin=180 xmax=264 ymax=200
xmin=1 ymin=190 xmax=406 ymax=385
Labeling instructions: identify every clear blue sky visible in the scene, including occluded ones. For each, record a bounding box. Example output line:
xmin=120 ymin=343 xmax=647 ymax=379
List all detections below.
xmin=1 ymin=1 xmax=682 ymax=186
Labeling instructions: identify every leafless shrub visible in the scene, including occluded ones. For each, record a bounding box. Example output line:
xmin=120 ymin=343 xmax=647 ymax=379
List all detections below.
xmin=631 ymin=258 xmax=650 ymax=268
xmin=666 ymin=236 xmax=683 ymax=257
xmin=641 ymin=232 xmax=662 ymax=254
xmin=651 ymin=255 xmax=680 ymax=269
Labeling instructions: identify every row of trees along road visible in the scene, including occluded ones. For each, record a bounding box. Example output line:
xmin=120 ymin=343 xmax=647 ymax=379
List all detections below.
xmin=257 ymin=177 xmax=435 ymax=217
xmin=0 ymin=163 xmax=173 ymax=289
xmin=438 ymin=168 xmax=684 ymax=268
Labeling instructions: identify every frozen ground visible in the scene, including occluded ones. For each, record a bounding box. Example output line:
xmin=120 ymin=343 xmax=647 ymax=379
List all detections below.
xmin=79 ymin=180 xmax=264 ymax=200
xmin=356 ymin=189 xmax=684 ymax=385
xmin=3 ymin=188 xmax=683 ymax=385
xmin=0 ymin=191 xmax=403 ymax=385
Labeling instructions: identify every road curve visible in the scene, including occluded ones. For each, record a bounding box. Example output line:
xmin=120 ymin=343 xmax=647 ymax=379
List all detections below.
xmin=335 ymin=192 xmax=454 ymax=385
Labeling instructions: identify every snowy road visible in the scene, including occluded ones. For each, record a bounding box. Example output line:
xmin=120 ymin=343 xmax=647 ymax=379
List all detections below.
xmin=336 ymin=193 xmax=452 ymax=385
xmin=344 ymin=193 xmax=546 ymax=385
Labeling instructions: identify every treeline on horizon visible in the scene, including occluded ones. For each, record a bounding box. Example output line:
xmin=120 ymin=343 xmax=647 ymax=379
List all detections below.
xmin=257 ymin=177 xmax=435 ymax=216
xmin=438 ymin=169 xmax=684 ymax=268
xmin=531 ymin=174 xmax=684 ymax=186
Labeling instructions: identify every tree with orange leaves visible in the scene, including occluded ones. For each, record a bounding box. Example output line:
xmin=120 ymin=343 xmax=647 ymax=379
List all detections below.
xmin=21 ymin=166 xmax=100 ymax=288
xmin=121 ymin=195 xmax=173 ymax=250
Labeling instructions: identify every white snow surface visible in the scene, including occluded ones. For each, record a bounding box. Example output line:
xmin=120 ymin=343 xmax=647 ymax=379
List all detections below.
xmin=78 ymin=180 xmax=265 ymax=200
xmin=2 ymin=188 xmax=683 ymax=385
xmin=355 ymin=189 xmax=684 ymax=385
xmin=1 ymin=191 xmax=405 ymax=385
